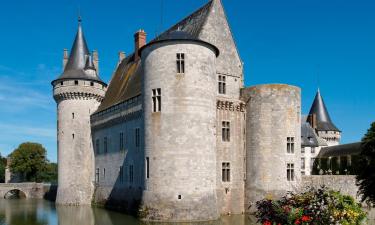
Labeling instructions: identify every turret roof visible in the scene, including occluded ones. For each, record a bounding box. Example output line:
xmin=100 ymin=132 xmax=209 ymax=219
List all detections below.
xmin=308 ymin=90 xmax=340 ymax=132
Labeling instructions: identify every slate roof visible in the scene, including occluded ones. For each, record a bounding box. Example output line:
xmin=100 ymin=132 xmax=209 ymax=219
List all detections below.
xmin=54 ymin=20 xmax=104 ymax=83
xmin=317 ymin=142 xmax=362 ymax=158
xmin=301 ymin=116 xmax=327 ymax=147
xmin=308 ymin=90 xmax=340 ymax=132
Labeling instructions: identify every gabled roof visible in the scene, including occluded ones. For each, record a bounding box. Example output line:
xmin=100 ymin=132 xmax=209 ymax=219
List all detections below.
xmin=54 ymin=19 xmax=104 ymax=83
xmin=308 ymin=90 xmax=340 ymax=132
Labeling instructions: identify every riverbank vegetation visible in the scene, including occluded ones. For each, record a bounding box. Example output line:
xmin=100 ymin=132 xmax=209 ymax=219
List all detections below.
xmin=0 ymin=153 xmax=6 ymax=183
xmin=255 ymin=187 xmax=366 ymax=225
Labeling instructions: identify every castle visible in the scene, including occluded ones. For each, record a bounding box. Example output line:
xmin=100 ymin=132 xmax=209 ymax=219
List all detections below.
xmin=51 ymin=0 xmax=341 ymax=221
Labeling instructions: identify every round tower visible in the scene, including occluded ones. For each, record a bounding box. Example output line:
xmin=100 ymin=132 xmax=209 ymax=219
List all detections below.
xmin=52 ymin=19 xmax=106 ymax=205
xmin=242 ymin=84 xmax=301 ymax=211
xmin=140 ymin=31 xmax=220 ymax=221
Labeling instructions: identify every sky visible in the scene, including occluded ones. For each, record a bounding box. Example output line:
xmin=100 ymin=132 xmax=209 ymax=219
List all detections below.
xmin=0 ymin=0 xmax=374 ymax=162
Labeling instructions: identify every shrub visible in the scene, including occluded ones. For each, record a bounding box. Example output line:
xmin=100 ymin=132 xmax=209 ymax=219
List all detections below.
xmin=255 ymin=186 xmax=366 ymax=225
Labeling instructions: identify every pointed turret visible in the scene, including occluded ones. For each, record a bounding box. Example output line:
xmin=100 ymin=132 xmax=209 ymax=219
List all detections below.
xmin=54 ymin=17 xmax=103 ymax=83
xmin=308 ymin=89 xmax=340 ymax=132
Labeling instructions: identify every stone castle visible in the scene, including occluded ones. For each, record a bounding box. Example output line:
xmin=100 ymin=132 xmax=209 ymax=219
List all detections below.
xmin=51 ymin=0 xmax=341 ymax=221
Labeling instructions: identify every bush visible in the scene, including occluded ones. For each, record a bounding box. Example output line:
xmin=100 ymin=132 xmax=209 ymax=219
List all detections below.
xmin=255 ymin=186 xmax=366 ymax=225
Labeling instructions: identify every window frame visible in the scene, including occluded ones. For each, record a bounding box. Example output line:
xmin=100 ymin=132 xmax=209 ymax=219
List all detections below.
xmin=152 ymin=88 xmax=161 ymax=113
xmin=176 ymin=53 xmax=185 ymax=74
xmin=287 ymin=137 xmax=295 ymax=154
xmin=222 ymin=162 xmax=231 ymax=182
xmin=222 ymin=121 xmax=231 ymax=142
xmin=287 ymin=163 xmax=295 ymax=181
xmin=218 ymin=75 xmax=226 ymax=94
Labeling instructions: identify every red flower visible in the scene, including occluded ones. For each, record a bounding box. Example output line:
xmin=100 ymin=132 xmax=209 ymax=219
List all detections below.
xmin=263 ymin=221 xmax=272 ymax=225
xmin=301 ymin=215 xmax=311 ymax=222
xmin=295 ymin=219 xmax=301 ymax=225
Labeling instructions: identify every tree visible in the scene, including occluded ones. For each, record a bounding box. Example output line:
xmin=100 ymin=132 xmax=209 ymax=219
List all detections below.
xmin=9 ymin=142 xmax=48 ymax=182
xmin=0 ymin=153 xmax=6 ymax=183
xmin=356 ymin=122 xmax=375 ymax=205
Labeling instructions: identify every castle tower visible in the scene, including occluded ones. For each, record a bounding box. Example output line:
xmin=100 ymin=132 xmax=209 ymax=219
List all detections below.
xmin=140 ymin=31 xmax=220 ymax=221
xmin=52 ymin=18 xmax=107 ymax=205
xmin=308 ymin=89 xmax=341 ymax=146
xmin=242 ymin=84 xmax=302 ymax=211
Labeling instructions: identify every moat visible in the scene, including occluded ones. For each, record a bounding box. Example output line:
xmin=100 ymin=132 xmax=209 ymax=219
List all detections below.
xmin=0 ymin=199 xmax=259 ymax=225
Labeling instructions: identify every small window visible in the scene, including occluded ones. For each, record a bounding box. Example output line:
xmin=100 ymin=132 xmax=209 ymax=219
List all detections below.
xmin=178 ymin=195 xmax=182 ymax=200
xmin=301 ymin=147 xmax=305 ymax=154
xmin=104 ymin=137 xmax=108 ymax=153
xmin=103 ymin=168 xmax=106 ymax=180
xmin=222 ymin=121 xmax=230 ymax=142
xmin=120 ymin=132 xmax=124 ymax=150
xmin=301 ymin=171 xmax=305 ymax=175
xmin=95 ymin=168 xmax=100 ymax=183
xmin=146 ymin=157 xmax=150 ymax=179
xmin=287 ymin=137 xmax=295 ymax=154
xmin=72 ymin=113 xmax=75 ymax=119
xmin=222 ymin=162 xmax=230 ymax=182
xmin=60 ymin=81 xmax=64 ymax=85
xmin=301 ymin=158 xmax=305 ymax=169
xmin=74 ymin=80 xmax=79 ymax=85
xmin=96 ymin=139 xmax=100 ymax=154
xmin=218 ymin=75 xmax=226 ymax=94
xmin=135 ymin=128 xmax=140 ymax=147
xmin=90 ymin=82 xmax=94 ymax=86
xmin=129 ymin=165 xmax=134 ymax=183
xmin=72 ymin=133 xmax=75 ymax=139
xmin=119 ymin=166 xmax=124 ymax=183
xmin=152 ymin=88 xmax=161 ymax=112
xmin=310 ymin=158 xmax=315 ymax=170
xmin=287 ymin=163 xmax=295 ymax=181
xmin=311 ymin=147 xmax=315 ymax=154
xmin=177 ymin=53 xmax=185 ymax=74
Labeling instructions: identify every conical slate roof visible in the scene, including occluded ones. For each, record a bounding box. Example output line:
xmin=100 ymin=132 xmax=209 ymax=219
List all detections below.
xmin=54 ymin=18 xmax=103 ymax=83
xmin=308 ymin=90 xmax=340 ymax=132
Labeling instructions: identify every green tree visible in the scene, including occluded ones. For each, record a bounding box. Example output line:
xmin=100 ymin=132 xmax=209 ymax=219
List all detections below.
xmin=9 ymin=142 xmax=48 ymax=182
xmin=0 ymin=153 xmax=6 ymax=183
xmin=40 ymin=162 xmax=58 ymax=183
xmin=356 ymin=122 xmax=375 ymax=205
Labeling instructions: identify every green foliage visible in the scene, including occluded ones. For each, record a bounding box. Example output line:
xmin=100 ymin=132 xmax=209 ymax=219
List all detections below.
xmin=9 ymin=142 xmax=52 ymax=182
xmin=256 ymin=187 xmax=366 ymax=225
xmin=0 ymin=153 xmax=6 ymax=183
xmin=357 ymin=122 xmax=375 ymax=205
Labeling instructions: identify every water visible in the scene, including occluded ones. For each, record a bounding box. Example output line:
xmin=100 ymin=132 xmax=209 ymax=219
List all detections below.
xmin=0 ymin=199 xmax=258 ymax=225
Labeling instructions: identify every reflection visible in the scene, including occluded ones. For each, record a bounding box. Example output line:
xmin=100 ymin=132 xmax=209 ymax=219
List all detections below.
xmin=0 ymin=199 xmax=49 ymax=225
xmin=57 ymin=205 xmax=95 ymax=225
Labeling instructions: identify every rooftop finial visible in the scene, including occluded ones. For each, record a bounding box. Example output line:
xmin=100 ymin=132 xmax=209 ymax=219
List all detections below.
xmin=78 ymin=7 xmax=82 ymax=23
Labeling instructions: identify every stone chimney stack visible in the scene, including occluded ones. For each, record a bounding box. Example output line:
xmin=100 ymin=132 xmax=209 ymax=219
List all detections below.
xmin=134 ymin=29 xmax=146 ymax=61
xmin=307 ymin=113 xmax=317 ymax=130
xmin=63 ymin=49 xmax=69 ymax=70
xmin=118 ymin=51 xmax=126 ymax=63
xmin=93 ymin=50 xmax=99 ymax=74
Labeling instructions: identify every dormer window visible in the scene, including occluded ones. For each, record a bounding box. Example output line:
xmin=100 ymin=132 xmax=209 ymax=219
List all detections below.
xmin=176 ymin=53 xmax=185 ymax=74
xmin=75 ymin=80 xmax=79 ymax=85
xmin=60 ymin=81 xmax=64 ymax=85
xmin=90 ymin=82 xmax=94 ymax=86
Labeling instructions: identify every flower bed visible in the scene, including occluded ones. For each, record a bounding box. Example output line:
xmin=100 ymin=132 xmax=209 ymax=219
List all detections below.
xmin=255 ymin=187 xmax=366 ymax=225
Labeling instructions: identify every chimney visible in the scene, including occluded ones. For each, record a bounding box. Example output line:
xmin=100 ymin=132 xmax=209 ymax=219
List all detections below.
xmin=307 ymin=113 xmax=317 ymax=130
xmin=93 ymin=50 xmax=99 ymax=75
xmin=134 ymin=29 xmax=147 ymax=61
xmin=118 ymin=51 xmax=126 ymax=63
xmin=63 ymin=49 xmax=69 ymax=70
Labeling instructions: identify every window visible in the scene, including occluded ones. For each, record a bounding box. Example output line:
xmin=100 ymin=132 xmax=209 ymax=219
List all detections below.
xmin=74 ymin=80 xmax=79 ymax=85
xmin=301 ymin=171 xmax=305 ymax=175
xmin=218 ymin=75 xmax=226 ymax=94
xmin=129 ymin=165 xmax=134 ymax=183
xmin=103 ymin=168 xmax=106 ymax=180
xmin=146 ymin=157 xmax=150 ymax=179
xmin=95 ymin=168 xmax=99 ymax=183
xmin=222 ymin=162 xmax=230 ymax=182
xmin=310 ymin=158 xmax=315 ymax=170
xmin=177 ymin=53 xmax=185 ymax=74
xmin=119 ymin=166 xmax=124 ymax=183
xmin=72 ymin=113 xmax=75 ymax=119
xmin=222 ymin=121 xmax=230 ymax=142
xmin=120 ymin=132 xmax=124 ymax=150
xmin=301 ymin=147 xmax=305 ymax=154
xmin=135 ymin=128 xmax=140 ymax=147
xmin=287 ymin=137 xmax=295 ymax=154
xmin=96 ymin=139 xmax=100 ymax=154
xmin=104 ymin=137 xmax=108 ymax=153
xmin=301 ymin=158 xmax=305 ymax=170
xmin=287 ymin=163 xmax=295 ymax=181
xmin=72 ymin=133 xmax=75 ymax=139
xmin=311 ymin=147 xmax=315 ymax=154
xmin=60 ymin=81 xmax=64 ymax=85
xmin=152 ymin=88 xmax=161 ymax=112
xmin=90 ymin=82 xmax=94 ymax=86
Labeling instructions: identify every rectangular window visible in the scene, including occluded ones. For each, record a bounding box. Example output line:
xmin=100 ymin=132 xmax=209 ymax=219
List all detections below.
xmin=120 ymin=132 xmax=124 ymax=150
xmin=129 ymin=165 xmax=134 ymax=183
xmin=222 ymin=162 xmax=230 ymax=182
xmin=222 ymin=121 xmax=230 ymax=142
xmin=287 ymin=137 xmax=295 ymax=154
xmin=301 ymin=171 xmax=305 ymax=175
xmin=135 ymin=128 xmax=140 ymax=147
xmin=311 ymin=147 xmax=315 ymax=154
xmin=103 ymin=168 xmax=106 ymax=180
xmin=119 ymin=166 xmax=124 ymax=183
xmin=104 ymin=137 xmax=108 ymax=153
xmin=95 ymin=168 xmax=99 ymax=184
xmin=96 ymin=139 xmax=100 ymax=154
xmin=287 ymin=163 xmax=295 ymax=181
xmin=301 ymin=158 xmax=305 ymax=169
xmin=146 ymin=157 xmax=150 ymax=179
xmin=301 ymin=147 xmax=305 ymax=154
xmin=152 ymin=88 xmax=161 ymax=112
xmin=177 ymin=53 xmax=185 ymax=74
xmin=310 ymin=158 xmax=315 ymax=170
xmin=218 ymin=75 xmax=226 ymax=94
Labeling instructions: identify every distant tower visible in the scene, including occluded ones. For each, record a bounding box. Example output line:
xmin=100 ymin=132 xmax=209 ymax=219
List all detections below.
xmin=308 ymin=89 xmax=341 ymax=146
xmin=52 ymin=18 xmax=107 ymax=205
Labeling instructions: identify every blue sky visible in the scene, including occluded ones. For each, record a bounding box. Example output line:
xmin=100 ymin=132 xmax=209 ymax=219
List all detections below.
xmin=0 ymin=0 xmax=374 ymax=162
